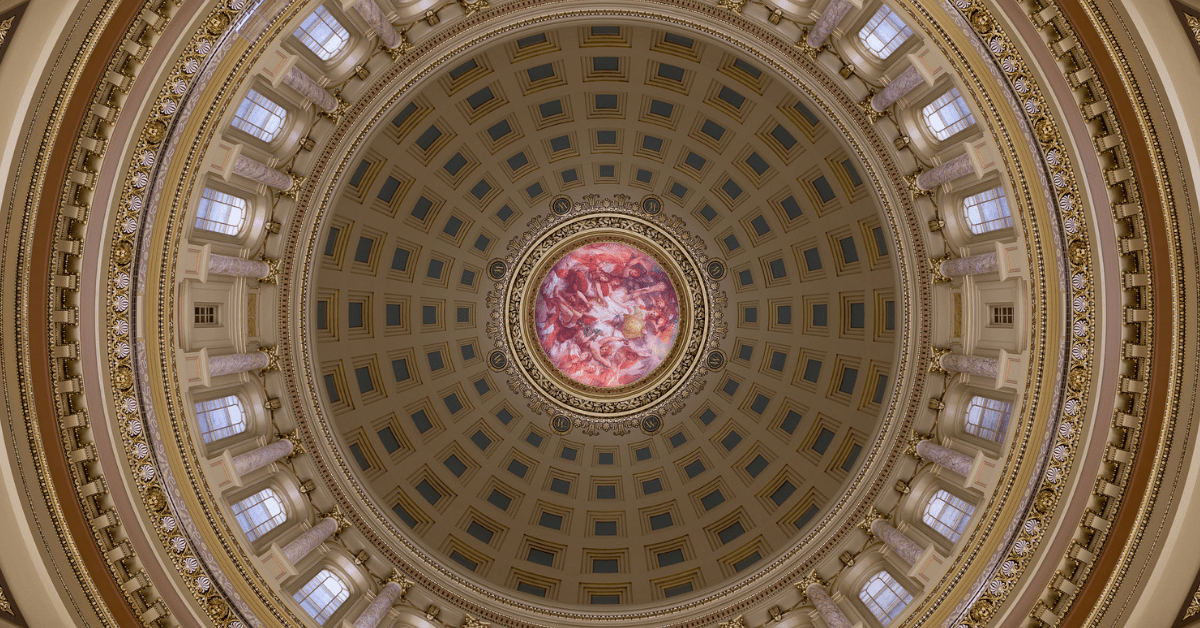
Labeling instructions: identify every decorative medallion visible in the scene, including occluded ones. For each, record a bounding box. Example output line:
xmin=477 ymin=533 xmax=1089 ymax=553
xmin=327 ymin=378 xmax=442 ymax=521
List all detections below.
xmin=486 ymin=194 xmax=726 ymax=434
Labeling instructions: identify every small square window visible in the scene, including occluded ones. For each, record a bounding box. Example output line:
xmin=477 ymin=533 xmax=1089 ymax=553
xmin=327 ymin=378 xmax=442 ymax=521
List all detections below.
xmin=549 ymin=478 xmax=570 ymax=494
xmin=650 ymin=513 xmax=674 ymax=531
xmin=539 ymin=99 xmax=564 ymax=119
xmin=813 ymin=176 xmax=836 ymax=203
xmin=812 ymin=428 xmax=835 ymax=454
xmin=803 ymin=248 xmax=823 ymax=271
xmin=737 ymin=344 xmax=753 ymax=361
xmin=444 ymin=393 xmax=463 ymax=414
xmin=539 ymin=512 xmax=563 ymax=529
xmin=592 ymin=56 xmax=620 ymax=71
xmin=642 ymin=478 xmax=663 ymax=494
xmin=700 ymin=119 xmax=725 ymax=140
xmin=487 ymin=119 xmax=512 ymax=141
xmin=599 ymin=164 xmax=615 ymax=178
xmin=595 ymin=94 xmax=618 ymax=109
xmin=721 ymin=431 xmax=742 ymax=450
xmin=642 ymin=135 xmax=664 ymax=152
xmin=596 ymin=485 xmax=616 ymax=499
xmin=669 ymin=432 xmax=688 ymax=447
xmin=594 ymin=520 xmax=617 ymax=535
xmin=396 ymin=357 xmax=415 ymax=384
xmin=803 ymin=359 xmax=822 ymax=382
xmin=723 ymin=234 xmax=740 ymax=251
xmin=507 ymin=459 xmax=529 ymax=478
xmin=378 ymin=427 xmax=401 ymax=453
xmin=526 ymin=431 xmax=544 ymax=448
xmin=684 ymin=459 xmax=706 ymax=478
xmin=776 ymin=305 xmax=792 ymax=325
xmin=427 ymin=350 xmax=445 ymax=371
xmin=560 ymin=446 xmax=577 ymax=461
xmin=635 ymin=169 xmax=653 ymax=183
xmin=648 ymin=99 xmax=674 ymax=118
xmin=471 ymin=430 xmax=492 ymax=450
xmin=460 ymin=344 xmax=475 ymax=361
xmin=750 ymin=215 xmax=770 ymax=236
xmin=598 ymin=452 xmax=614 ymax=465
xmin=700 ymin=204 xmax=718 ymax=221
xmin=701 ymin=489 xmax=725 ymax=510
xmin=596 ymin=130 xmax=617 ymax=145
xmin=839 ymin=368 xmax=858 ymax=394
xmin=769 ymin=351 xmax=787 ymax=372
xmin=444 ymin=454 xmax=467 ymax=477
xmin=635 ymin=447 xmax=652 ymax=461
xmin=722 ymin=179 xmax=743 ymax=199
xmin=718 ymin=86 xmax=746 ymax=108
xmin=718 ymin=521 xmax=745 ymax=544
xmin=749 ymin=394 xmax=770 ymax=415
xmin=839 ymin=237 xmax=859 ymax=263
xmin=410 ymin=409 xmax=433 ymax=433
xmin=812 ymin=304 xmax=828 ymax=327
xmin=549 ymin=135 xmax=571 ymax=152
xmin=780 ymin=410 xmax=802 ymax=434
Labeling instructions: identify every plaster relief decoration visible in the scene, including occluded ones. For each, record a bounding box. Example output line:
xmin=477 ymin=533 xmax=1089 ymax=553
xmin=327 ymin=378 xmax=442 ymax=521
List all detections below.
xmin=487 ymin=194 xmax=726 ymax=435
xmin=533 ymin=241 xmax=681 ymax=388
xmin=0 ymin=2 xmax=28 ymax=64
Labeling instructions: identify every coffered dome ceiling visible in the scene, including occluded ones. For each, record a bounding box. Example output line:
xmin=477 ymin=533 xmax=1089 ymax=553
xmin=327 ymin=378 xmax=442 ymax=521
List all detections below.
xmin=304 ymin=18 xmax=914 ymax=606
xmin=5 ymin=1 xmax=1200 ymax=628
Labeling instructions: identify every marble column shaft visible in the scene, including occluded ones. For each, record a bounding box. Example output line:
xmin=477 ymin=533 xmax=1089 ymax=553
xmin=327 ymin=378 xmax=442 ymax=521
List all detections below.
xmin=915 ymin=440 xmax=975 ymax=478
xmin=805 ymin=583 xmax=854 ymax=628
xmin=208 ymin=253 xmax=271 ymax=279
xmin=232 ymin=154 xmax=293 ymax=191
xmin=871 ymin=519 xmax=924 ymax=565
xmin=209 ymin=351 xmax=271 ymax=377
xmin=940 ymin=353 xmax=999 ymax=378
xmin=231 ymin=439 xmax=294 ymax=476
xmin=940 ymin=252 xmax=999 ymax=277
xmin=807 ymin=0 xmax=855 ymax=48
xmin=872 ymin=65 xmax=925 ymax=111
xmin=282 ymin=517 xmax=338 ymax=565
xmin=282 ymin=65 xmax=338 ymax=112
xmin=916 ymin=153 xmax=974 ymax=190
xmin=352 ymin=0 xmax=402 ymax=49
xmin=352 ymin=580 xmax=405 ymax=628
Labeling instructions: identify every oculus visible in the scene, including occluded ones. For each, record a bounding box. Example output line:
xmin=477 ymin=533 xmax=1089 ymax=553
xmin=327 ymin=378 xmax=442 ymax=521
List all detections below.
xmin=486 ymin=194 xmax=726 ymax=434
xmin=533 ymin=241 xmax=681 ymax=388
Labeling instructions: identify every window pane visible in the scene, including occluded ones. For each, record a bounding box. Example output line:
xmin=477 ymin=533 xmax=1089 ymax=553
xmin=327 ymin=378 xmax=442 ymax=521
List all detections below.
xmin=859 ymin=571 xmax=914 ymax=624
xmin=232 ymin=89 xmax=287 ymax=142
xmin=293 ymin=569 xmax=350 ymax=624
xmin=922 ymin=88 xmax=975 ymax=140
xmin=923 ymin=489 xmax=976 ymax=542
xmin=194 ymin=395 xmax=247 ymax=443
xmin=859 ymin=6 xmax=913 ymax=59
xmin=231 ymin=487 xmax=286 ymax=541
xmin=963 ymin=186 xmax=1013 ymax=234
xmin=964 ymin=395 xmax=1013 ymax=442
xmin=194 ymin=187 xmax=248 ymax=236
xmin=294 ymin=6 xmax=350 ymax=60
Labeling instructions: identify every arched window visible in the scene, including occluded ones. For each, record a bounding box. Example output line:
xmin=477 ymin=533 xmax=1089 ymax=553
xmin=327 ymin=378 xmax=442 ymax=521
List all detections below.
xmin=232 ymin=89 xmax=287 ymax=142
xmin=921 ymin=87 xmax=975 ymax=141
xmin=194 ymin=395 xmax=247 ymax=443
xmin=293 ymin=569 xmax=350 ymax=624
xmin=963 ymin=186 xmax=1013 ymax=234
xmin=194 ymin=187 xmax=248 ymax=236
xmin=859 ymin=571 xmax=914 ymax=624
xmin=294 ymin=6 xmax=350 ymax=61
xmin=231 ymin=487 xmax=287 ymax=541
xmin=923 ymin=489 xmax=976 ymax=542
xmin=964 ymin=395 xmax=1012 ymax=442
xmin=859 ymin=6 xmax=914 ymax=59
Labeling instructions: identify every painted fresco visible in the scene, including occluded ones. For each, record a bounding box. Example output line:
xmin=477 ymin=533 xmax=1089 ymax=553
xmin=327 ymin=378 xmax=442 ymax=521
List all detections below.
xmin=534 ymin=242 xmax=680 ymax=388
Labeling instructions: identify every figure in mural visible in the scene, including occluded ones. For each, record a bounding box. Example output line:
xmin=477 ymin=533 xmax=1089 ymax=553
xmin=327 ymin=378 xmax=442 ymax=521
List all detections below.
xmin=534 ymin=242 xmax=680 ymax=387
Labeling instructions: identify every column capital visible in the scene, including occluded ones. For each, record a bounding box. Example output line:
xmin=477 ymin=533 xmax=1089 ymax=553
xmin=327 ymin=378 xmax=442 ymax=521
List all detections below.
xmin=457 ymin=0 xmax=490 ymax=17
xmin=320 ymin=505 xmax=353 ymax=536
xmin=258 ymin=345 xmax=282 ymax=374
xmin=857 ymin=506 xmax=887 ymax=536
xmin=717 ymin=615 xmax=747 ymax=628
xmin=904 ymin=432 xmax=934 ymax=458
xmin=384 ymin=568 xmax=413 ymax=593
xmin=795 ymin=569 xmax=827 ymax=601
xmin=258 ymin=254 xmax=281 ymax=284
xmin=929 ymin=254 xmax=953 ymax=284
xmin=277 ymin=429 xmax=306 ymax=460
xmin=928 ymin=346 xmax=952 ymax=374
xmin=279 ymin=170 xmax=306 ymax=200
xmin=461 ymin=615 xmax=491 ymax=628
xmin=381 ymin=31 xmax=413 ymax=60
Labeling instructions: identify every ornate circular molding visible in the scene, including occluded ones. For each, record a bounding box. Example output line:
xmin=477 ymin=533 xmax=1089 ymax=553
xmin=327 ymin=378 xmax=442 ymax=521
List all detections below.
xmin=485 ymin=194 xmax=726 ymax=434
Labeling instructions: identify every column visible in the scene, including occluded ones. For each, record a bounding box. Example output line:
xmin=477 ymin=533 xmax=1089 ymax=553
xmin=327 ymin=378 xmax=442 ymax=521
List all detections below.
xmin=915 ymin=440 xmax=975 ymax=478
xmin=939 ymin=353 xmax=999 ymax=378
xmin=807 ymin=0 xmax=855 ymax=49
xmin=939 ymin=251 xmax=999 ymax=277
xmin=915 ymin=153 xmax=974 ymax=190
xmin=350 ymin=0 xmax=402 ymax=49
xmin=282 ymin=65 xmax=338 ymax=112
xmin=208 ymin=254 xmax=271 ymax=280
xmin=281 ymin=516 xmax=338 ymax=565
xmin=872 ymin=65 xmax=927 ymax=111
xmin=232 ymin=153 xmax=293 ymax=191
xmin=209 ymin=351 xmax=271 ymax=377
xmin=231 ymin=439 xmax=294 ymax=477
xmin=871 ymin=519 xmax=925 ymax=566
xmin=352 ymin=579 xmax=409 ymax=628
xmin=804 ymin=582 xmax=854 ymax=628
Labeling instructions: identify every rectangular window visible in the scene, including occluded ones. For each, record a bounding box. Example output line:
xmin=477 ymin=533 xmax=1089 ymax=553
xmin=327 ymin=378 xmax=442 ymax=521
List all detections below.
xmin=990 ymin=304 xmax=1015 ymax=327
xmin=194 ymin=304 xmax=217 ymax=326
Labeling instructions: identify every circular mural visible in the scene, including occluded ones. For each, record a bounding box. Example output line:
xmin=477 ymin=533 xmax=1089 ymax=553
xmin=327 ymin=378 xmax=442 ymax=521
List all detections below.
xmin=533 ymin=242 xmax=681 ymax=388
